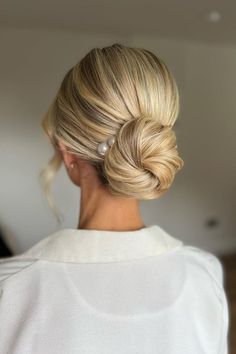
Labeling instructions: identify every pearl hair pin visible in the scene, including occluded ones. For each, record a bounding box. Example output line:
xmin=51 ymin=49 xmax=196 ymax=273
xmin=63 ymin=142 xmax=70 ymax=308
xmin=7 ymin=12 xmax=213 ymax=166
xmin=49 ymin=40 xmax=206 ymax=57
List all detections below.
xmin=97 ymin=136 xmax=116 ymax=156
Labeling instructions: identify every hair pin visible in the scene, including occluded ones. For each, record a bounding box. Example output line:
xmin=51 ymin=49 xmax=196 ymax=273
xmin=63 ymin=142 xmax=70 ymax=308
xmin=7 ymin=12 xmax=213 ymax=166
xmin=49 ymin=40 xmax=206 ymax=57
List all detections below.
xmin=97 ymin=136 xmax=116 ymax=156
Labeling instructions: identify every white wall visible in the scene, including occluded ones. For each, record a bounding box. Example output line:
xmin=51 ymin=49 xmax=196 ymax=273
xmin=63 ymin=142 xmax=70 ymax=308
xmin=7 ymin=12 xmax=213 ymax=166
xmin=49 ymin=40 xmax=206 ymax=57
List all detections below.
xmin=0 ymin=28 xmax=235 ymax=255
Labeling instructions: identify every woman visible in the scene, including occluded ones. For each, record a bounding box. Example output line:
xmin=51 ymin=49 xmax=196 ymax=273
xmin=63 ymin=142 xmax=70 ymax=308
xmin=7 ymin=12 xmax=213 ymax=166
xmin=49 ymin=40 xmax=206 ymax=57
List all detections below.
xmin=0 ymin=44 xmax=229 ymax=353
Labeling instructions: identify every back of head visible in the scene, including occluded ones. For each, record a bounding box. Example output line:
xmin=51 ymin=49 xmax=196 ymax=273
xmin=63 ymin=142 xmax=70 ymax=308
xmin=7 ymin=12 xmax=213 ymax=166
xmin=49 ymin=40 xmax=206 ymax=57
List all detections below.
xmin=41 ymin=43 xmax=184 ymax=218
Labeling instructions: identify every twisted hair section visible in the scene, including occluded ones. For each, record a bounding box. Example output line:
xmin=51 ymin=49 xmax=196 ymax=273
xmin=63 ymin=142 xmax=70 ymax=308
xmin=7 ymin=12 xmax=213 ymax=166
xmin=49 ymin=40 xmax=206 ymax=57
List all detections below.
xmin=104 ymin=115 xmax=183 ymax=199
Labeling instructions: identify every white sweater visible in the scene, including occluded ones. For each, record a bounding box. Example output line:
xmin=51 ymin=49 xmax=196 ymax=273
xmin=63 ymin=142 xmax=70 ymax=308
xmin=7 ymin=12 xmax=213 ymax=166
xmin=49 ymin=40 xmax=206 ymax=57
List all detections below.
xmin=0 ymin=224 xmax=229 ymax=354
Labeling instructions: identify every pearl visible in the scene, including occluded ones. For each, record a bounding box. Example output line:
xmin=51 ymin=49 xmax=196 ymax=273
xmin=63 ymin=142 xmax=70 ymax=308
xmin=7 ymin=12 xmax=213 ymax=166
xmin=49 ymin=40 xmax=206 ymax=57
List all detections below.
xmin=107 ymin=136 xmax=116 ymax=146
xmin=97 ymin=142 xmax=108 ymax=156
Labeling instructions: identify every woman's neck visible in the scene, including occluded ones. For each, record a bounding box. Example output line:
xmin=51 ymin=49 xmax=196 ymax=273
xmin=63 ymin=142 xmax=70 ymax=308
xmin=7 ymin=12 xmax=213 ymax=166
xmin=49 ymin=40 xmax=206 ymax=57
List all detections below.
xmin=77 ymin=184 xmax=145 ymax=232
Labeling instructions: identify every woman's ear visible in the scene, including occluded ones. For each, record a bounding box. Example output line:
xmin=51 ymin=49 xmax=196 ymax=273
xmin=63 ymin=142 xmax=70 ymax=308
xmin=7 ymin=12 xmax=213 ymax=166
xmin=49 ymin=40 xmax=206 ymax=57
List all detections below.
xmin=58 ymin=141 xmax=75 ymax=170
xmin=58 ymin=140 xmax=82 ymax=187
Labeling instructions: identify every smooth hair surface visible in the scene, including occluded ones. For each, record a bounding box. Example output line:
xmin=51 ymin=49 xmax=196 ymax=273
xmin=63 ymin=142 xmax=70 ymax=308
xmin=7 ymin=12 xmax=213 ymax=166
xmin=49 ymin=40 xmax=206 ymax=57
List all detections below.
xmin=40 ymin=43 xmax=184 ymax=221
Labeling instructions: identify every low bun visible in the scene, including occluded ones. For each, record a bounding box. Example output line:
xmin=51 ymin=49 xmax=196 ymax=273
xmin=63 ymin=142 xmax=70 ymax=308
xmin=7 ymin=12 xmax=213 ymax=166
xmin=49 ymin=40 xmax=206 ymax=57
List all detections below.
xmin=103 ymin=116 xmax=184 ymax=199
xmin=41 ymin=43 xmax=185 ymax=222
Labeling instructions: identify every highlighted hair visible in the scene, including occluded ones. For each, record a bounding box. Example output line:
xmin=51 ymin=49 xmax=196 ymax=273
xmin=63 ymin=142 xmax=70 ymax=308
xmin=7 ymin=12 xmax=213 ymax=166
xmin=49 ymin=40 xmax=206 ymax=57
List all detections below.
xmin=39 ymin=43 xmax=184 ymax=223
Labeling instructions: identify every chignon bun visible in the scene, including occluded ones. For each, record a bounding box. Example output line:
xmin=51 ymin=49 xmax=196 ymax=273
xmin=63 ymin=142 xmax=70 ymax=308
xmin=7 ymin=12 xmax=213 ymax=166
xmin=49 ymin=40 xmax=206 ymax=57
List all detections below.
xmin=40 ymin=43 xmax=184 ymax=222
xmin=104 ymin=115 xmax=183 ymax=199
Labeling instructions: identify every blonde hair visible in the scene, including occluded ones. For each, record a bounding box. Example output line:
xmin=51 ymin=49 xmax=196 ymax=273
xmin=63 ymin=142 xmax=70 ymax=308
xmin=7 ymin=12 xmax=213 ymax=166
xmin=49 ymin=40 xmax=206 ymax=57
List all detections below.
xmin=40 ymin=43 xmax=184 ymax=223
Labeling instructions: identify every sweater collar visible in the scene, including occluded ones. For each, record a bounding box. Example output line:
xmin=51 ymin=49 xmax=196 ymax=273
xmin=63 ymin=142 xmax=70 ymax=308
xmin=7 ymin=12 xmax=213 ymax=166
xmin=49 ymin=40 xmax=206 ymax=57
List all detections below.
xmin=20 ymin=224 xmax=183 ymax=263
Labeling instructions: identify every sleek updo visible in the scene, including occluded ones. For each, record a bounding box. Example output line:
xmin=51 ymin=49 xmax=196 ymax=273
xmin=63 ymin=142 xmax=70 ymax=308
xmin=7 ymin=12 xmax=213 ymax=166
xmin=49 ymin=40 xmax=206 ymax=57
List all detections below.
xmin=40 ymin=43 xmax=184 ymax=221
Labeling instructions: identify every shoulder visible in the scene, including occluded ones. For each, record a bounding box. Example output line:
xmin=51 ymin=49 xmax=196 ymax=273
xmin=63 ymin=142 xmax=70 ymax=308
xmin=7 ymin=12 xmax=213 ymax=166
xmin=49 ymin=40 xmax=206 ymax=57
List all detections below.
xmin=180 ymin=245 xmax=225 ymax=299
xmin=0 ymin=230 xmax=59 ymax=286
xmin=181 ymin=245 xmax=224 ymax=284
xmin=0 ymin=254 xmax=38 ymax=286
xmin=179 ymin=244 xmax=229 ymax=352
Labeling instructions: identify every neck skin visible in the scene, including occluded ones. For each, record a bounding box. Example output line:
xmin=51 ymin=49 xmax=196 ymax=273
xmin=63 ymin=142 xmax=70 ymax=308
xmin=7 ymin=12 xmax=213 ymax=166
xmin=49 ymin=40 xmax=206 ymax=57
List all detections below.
xmin=58 ymin=141 xmax=145 ymax=232
xmin=78 ymin=183 xmax=145 ymax=232
xmin=77 ymin=170 xmax=145 ymax=232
